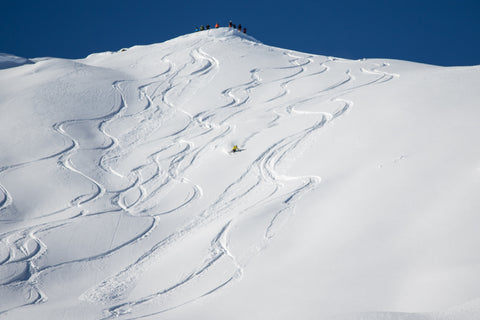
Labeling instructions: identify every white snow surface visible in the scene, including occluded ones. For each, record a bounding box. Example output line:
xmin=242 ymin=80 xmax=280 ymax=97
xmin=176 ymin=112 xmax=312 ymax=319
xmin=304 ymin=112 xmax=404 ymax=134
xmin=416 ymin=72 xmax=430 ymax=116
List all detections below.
xmin=1 ymin=28 xmax=480 ymax=319
xmin=0 ymin=53 xmax=34 ymax=70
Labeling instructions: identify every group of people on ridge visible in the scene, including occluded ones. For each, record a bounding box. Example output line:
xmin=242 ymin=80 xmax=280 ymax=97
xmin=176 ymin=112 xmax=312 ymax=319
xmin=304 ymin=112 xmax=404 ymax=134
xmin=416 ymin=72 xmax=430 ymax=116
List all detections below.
xmin=195 ymin=23 xmax=219 ymax=31
xmin=228 ymin=21 xmax=246 ymax=34
xmin=195 ymin=21 xmax=247 ymax=34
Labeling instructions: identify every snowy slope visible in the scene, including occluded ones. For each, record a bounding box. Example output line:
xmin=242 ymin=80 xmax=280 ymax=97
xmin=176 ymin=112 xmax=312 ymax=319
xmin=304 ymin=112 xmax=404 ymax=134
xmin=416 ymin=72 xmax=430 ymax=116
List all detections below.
xmin=0 ymin=53 xmax=33 ymax=70
xmin=1 ymin=28 xmax=480 ymax=319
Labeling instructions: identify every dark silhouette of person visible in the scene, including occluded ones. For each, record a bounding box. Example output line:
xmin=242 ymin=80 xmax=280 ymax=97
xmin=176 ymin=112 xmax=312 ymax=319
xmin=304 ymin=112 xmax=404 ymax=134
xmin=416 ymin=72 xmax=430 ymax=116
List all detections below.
xmin=243 ymin=28 xmax=247 ymax=34
xmin=229 ymin=21 xmax=232 ymax=28
xmin=238 ymin=24 xmax=242 ymax=31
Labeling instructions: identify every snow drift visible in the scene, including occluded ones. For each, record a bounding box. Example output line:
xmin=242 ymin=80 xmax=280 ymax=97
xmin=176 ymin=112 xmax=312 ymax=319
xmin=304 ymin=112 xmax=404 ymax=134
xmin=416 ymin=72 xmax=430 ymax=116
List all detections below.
xmin=0 ymin=53 xmax=33 ymax=70
xmin=1 ymin=28 xmax=480 ymax=319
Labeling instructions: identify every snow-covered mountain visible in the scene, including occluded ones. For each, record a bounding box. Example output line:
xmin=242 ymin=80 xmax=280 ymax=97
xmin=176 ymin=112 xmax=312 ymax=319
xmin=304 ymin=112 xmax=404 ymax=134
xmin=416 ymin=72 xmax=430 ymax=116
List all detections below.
xmin=0 ymin=53 xmax=33 ymax=70
xmin=1 ymin=28 xmax=480 ymax=319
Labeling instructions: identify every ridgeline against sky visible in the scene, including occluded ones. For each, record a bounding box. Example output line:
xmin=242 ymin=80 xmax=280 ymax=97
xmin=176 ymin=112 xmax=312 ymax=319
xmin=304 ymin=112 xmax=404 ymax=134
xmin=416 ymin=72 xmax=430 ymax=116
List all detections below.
xmin=1 ymin=0 xmax=479 ymax=66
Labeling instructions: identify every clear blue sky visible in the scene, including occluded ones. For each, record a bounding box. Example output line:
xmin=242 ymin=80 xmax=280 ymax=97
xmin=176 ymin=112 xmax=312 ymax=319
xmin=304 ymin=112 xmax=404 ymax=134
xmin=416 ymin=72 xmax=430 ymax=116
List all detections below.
xmin=2 ymin=0 xmax=479 ymax=66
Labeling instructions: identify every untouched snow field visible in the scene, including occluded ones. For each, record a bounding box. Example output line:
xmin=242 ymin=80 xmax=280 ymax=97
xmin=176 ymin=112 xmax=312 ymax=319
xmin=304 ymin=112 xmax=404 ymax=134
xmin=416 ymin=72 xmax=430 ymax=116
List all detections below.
xmin=1 ymin=28 xmax=480 ymax=319
xmin=0 ymin=53 xmax=34 ymax=70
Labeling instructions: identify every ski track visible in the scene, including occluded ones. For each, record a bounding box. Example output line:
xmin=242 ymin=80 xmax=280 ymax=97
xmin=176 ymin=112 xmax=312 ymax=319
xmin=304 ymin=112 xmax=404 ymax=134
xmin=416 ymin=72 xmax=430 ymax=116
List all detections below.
xmin=0 ymin=45 xmax=192 ymax=314
xmin=0 ymin=34 xmax=398 ymax=318
xmin=95 ymin=50 xmax=397 ymax=318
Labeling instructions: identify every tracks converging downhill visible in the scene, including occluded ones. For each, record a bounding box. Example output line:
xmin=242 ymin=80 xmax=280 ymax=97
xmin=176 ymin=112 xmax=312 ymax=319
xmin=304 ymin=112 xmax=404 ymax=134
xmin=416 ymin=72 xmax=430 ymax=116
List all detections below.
xmin=0 ymin=32 xmax=397 ymax=318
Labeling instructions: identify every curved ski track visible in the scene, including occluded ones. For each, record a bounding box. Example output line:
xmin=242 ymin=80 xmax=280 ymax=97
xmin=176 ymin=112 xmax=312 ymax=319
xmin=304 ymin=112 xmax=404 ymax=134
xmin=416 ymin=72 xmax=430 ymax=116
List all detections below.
xmin=0 ymin=36 xmax=397 ymax=318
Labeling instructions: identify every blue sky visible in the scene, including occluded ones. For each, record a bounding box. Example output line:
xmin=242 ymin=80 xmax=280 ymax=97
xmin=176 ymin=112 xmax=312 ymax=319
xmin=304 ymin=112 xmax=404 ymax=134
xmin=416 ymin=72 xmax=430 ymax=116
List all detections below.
xmin=2 ymin=0 xmax=479 ymax=66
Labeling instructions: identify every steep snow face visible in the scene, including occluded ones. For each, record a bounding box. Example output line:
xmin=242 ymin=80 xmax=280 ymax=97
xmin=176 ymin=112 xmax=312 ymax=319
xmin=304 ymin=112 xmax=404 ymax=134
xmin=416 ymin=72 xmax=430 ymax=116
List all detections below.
xmin=1 ymin=28 xmax=480 ymax=319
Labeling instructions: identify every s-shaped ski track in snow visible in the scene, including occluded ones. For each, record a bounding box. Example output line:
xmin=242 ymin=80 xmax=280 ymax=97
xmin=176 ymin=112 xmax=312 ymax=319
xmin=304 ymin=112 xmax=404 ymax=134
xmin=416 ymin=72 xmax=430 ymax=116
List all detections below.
xmin=0 ymin=32 xmax=399 ymax=318
xmin=95 ymin=48 xmax=398 ymax=319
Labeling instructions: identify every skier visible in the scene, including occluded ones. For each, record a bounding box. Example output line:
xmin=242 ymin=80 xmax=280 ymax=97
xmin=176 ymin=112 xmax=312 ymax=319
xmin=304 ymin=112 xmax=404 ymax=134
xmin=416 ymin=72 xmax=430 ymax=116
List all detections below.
xmin=206 ymin=24 xmax=210 ymax=30
xmin=200 ymin=25 xmax=205 ymax=31
xmin=243 ymin=27 xmax=247 ymax=34
xmin=229 ymin=21 xmax=232 ymax=28
xmin=232 ymin=145 xmax=239 ymax=153
xmin=238 ymin=24 xmax=242 ymax=31
xmin=215 ymin=22 xmax=219 ymax=28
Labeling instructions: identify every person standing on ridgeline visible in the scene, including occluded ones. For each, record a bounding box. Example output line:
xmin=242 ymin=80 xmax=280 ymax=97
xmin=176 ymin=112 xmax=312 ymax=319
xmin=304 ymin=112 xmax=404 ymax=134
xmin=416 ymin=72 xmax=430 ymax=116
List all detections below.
xmin=200 ymin=25 xmax=204 ymax=31
xmin=206 ymin=24 xmax=210 ymax=30
xmin=215 ymin=22 xmax=219 ymax=28
xmin=238 ymin=24 xmax=242 ymax=31
xmin=195 ymin=27 xmax=199 ymax=32
xmin=233 ymin=24 xmax=236 ymax=29
xmin=243 ymin=27 xmax=246 ymax=34
xmin=229 ymin=21 xmax=232 ymax=28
